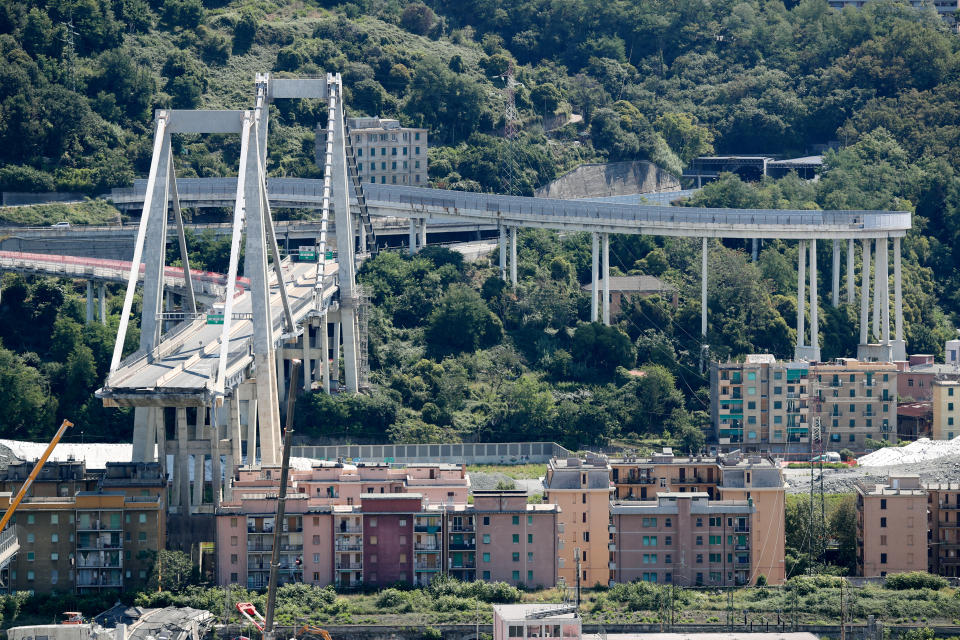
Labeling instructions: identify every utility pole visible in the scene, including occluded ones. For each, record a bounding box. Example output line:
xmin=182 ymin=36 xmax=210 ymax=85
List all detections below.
xmin=498 ymin=64 xmax=522 ymax=197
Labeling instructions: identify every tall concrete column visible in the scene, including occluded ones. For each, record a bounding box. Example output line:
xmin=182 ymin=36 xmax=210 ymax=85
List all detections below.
xmin=98 ymin=283 xmax=106 ymax=325
xmin=879 ymin=236 xmax=890 ymax=345
xmin=702 ymin=238 xmax=708 ymax=336
xmin=832 ymin=240 xmax=840 ymax=307
xmin=303 ymin=325 xmax=313 ymax=392
xmin=320 ymin=315 xmax=331 ymax=394
xmin=277 ymin=351 xmax=286 ymax=413
xmin=192 ymin=452 xmax=205 ymax=506
xmin=230 ymin=394 xmax=242 ymax=467
xmin=873 ymin=239 xmax=882 ymax=342
xmin=176 ymin=407 xmax=190 ymax=509
xmin=809 ymin=239 xmax=819 ymax=359
xmin=155 ymin=408 xmax=166 ymax=484
xmin=510 ymin=226 xmax=517 ymax=286
xmin=591 ymin=233 xmax=599 ymax=323
xmin=894 ymin=236 xmax=904 ymax=344
xmin=797 ymin=240 xmax=806 ymax=349
xmin=846 ymin=239 xmax=855 ymax=304
xmin=751 ymin=238 xmax=758 ymax=263
xmin=245 ymin=394 xmax=258 ymax=466
xmin=418 ymin=219 xmax=427 ymax=250
xmin=860 ymin=239 xmax=871 ymax=345
xmin=408 ymin=219 xmax=417 ymax=255
xmin=602 ymin=233 xmax=610 ymax=325
xmin=209 ymin=407 xmax=223 ymax=506
xmin=86 ymin=280 xmax=94 ymax=324
xmin=332 ymin=320 xmax=341 ymax=389
xmin=499 ymin=224 xmax=507 ymax=280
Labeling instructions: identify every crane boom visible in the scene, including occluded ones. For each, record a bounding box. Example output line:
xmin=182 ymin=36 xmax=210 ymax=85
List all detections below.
xmin=0 ymin=419 xmax=73 ymax=532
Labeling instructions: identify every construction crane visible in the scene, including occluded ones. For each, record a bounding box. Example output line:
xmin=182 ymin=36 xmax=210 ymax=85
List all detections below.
xmin=0 ymin=419 xmax=73 ymax=532
xmin=237 ymin=362 xmax=333 ymax=640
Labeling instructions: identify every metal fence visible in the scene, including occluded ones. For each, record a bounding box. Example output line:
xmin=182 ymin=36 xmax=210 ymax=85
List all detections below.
xmin=290 ymin=441 xmax=570 ymax=465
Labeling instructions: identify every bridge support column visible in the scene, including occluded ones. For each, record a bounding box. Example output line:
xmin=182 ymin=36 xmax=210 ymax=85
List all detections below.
xmin=303 ymin=324 xmax=313 ymax=393
xmin=210 ymin=407 xmax=223 ymax=505
xmin=409 ymin=220 xmax=417 ymax=255
xmin=99 ymin=283 xmax=106 ymax=325
xmin=752 ymin=238 xmax=758 ymax=263
xmin=86 ymin=280 xmax=94 ymax=324
xmin=847 ymin=239 xmax=855 ymax=305
xmin=602 ymin=233 xmax=610 ymax=325
xmin=810 ymin=238 xmax=819 ymax=360
xmin=701 ymin=237 xmax=708 ymax=337
xmin=418 ymin=219 xmax=427 ymax=250
xmin=879 ymin=236 xmax=890 ymax=346
xmin=832 ymin=240 xmax=840 ymax=307
xmin=796 ymin=240 xmax=806 ymax=354
xmin=499 ymin=224 xmax=507 ymax=281
xmin=332 ymin=320 xmax=341 ymax=389
xmin=860 ymin=238 xmax=871 ymax=345
xmin=591 ymin=233 xmax=599 ymax=323
xmin=192 ymin=452 xmax=204 ymax=507
xmin=510 ymin=226 xmax=517 ymax=286
xmin=277 ymin=351 xmax=287 ymax=419
xmin=176 ymin=407 xmax=190 ymax=509
xmin=321 ymin=315 xmax=331 ymax=394
xmin=894 ymin=237 xmax=904 ymax=360
xmin=873 ymin=238 xmax=882 ymax=342
xmin=132 ymin=408 xmax=158 ymax=463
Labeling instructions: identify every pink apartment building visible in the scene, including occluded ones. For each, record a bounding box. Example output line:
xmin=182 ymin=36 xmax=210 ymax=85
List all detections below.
xmin=611 ymin=492 xmax=755 ymax=586
xmin=856 ymin=475 xmax=928 ymax=577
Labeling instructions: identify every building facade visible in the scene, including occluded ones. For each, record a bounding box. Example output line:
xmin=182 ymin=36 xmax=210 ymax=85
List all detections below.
xmin=855 ymin=476 xmax=928 ymax=577
xmin=543 ymin=454 xmax=613 ymax=588
xmin=611 ymin=493 xmax=755 ymax=586
xmin=610 ymin=449 xmax=786 ymax=585
xmin=345 ymin=117 xmax=428 ymax=187
xmin=712 ymin=356 xmax=897 ymax=453
xmin=932 ymin=380 xmax=960 ymax=440
xmin=0 ymin=461 xmax=165 ymax=593
xmin=927 ymin=482 xmax=960 ymax=577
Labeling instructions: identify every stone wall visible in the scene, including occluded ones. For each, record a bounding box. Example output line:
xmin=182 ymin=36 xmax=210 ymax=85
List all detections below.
xmin=535 ymin=161 xmax=680 ymax=200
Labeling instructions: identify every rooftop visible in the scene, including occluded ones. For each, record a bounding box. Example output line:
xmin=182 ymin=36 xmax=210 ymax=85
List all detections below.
xmin=492 ymin=603 xmax=578 ymax=621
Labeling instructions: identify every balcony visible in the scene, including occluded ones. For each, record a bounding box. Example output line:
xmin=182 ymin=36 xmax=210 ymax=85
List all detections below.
xmin=335 ymin=543 xmax=363 ymax=552
xmin=449 ymin=563 xmax=476 ymax=570
xmin=415 ymin=544 xmax=440 ymax=551
xmin=449 ymin=543 xmax=475 ymax=550
xmin=621 ymin=476 xmax=656 ymax=485
xmin=415 ymin=524 xmax=440 ymax=533
xmin=735 ymin=544 xmax=750 ymax=551
xmin=335 ymin=526 xmax=361 ymax=534
xmin=247 ymin=542 xmax=273 ymax=552
xmin=608 ymin=562 xmax=616 ymax=569
xmin=734 ymin=526 xmax=750 ymax=533
xmin=608 ymin=543 xmax=616 ymax=551
xmin=449 ymin=525 xmax=475 ymax=533
xmin=609 ymin=525 xmax=616 ymax=534
xmin=674 ymin=477 xmax=708 ymax=485
xmin=336 ymin=563 xmax=362 ymax=571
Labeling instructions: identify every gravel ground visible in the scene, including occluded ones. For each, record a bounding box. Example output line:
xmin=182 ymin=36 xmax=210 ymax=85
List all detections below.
xmin=784 ymin=453 xmax=960 ymax=494
xmin=470 ymin=471 xmax=544 ymax=494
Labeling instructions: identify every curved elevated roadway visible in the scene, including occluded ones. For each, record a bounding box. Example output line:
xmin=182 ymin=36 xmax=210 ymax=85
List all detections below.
xmin=109 ymin=178 xmax=911 ymax=240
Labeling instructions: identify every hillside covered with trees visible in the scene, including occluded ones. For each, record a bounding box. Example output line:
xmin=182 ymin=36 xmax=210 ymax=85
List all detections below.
xmin=2 ymin=0 xmax=960 ymax=448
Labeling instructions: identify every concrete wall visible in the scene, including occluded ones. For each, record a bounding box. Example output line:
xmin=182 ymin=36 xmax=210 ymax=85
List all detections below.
xmin=535 ymin=161 xmax=680 ymax=199
xmin=292 ymin=441 xmax=568 ymax=465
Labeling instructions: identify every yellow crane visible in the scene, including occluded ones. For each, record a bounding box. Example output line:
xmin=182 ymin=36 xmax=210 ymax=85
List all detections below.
xmin=0 ymin=419 xmax=73 ymax=532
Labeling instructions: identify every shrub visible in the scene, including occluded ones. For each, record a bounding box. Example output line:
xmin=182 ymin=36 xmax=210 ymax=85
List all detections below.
xmin=885 ymin=572 xmax=948 ymax=591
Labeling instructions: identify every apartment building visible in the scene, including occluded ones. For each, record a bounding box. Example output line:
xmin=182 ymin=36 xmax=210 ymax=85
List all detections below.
xmin=217 ymin=489 xmax=557 ymax=589
xmin=345 ymin=117 xmax=428 ymax=186
xmin=0 ymin=461 xmax=165 ymax=593
xmin=543 ymin=454 xmax=613 ymax=587
xmin=711 ymin=355 xmax=811 ymax=450
xmin=828 ymin=0 xmax=959 ymax=22
xmin=927 ymin=482 xmax=960 ymax=577
xmin=611 ymin=493 xmax=755 ymax=586
xmin=932 ymin=380 xmax=960 ymax=440
xmin=230 ymin=461 xmax=469 ymax=506
xmin=855 ymin=476 xmax=928 ymax=577
xmin=712 ymin=356 xmax=897 ymax=453
xmin=610 ymin=448 xmax=786 ymax=585
xmin=811 ymin=359 xmax=897 ymax=450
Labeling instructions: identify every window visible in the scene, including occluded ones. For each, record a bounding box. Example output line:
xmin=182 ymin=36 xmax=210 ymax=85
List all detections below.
xmin=51 ymin=569 xmax=58 ymax=584
xmin=51 ymin=514 xmax=58 ymax=525
xmin=483 ymin=516 xmax=490 ymax=526
xmin=26 ymin=570 xmax=34 ymax=581
xmin=665 ymin=536 xmax=672 ymax=546
xmin=528 ymin=552 xmax=534 ymax=561
xmin=403 ymin=147 xmax=407 ymax=155
xmin=392 ymin=147 xmax=397 ymax=155
xmin=709 ymin=535 xmax=721 ymax=545
xmin=696 ymin=553 xmax=703 ymax=564
xmin=50 ymin=552 xmax=58 ymax=561
xmin=231 ymin=536 xmax=238 ymax=546
xmin=665 ymin=518 xmax=672 ymax=528
xmin=380 ymin=147 xmax=386 ymax=156
xmin=643 ymin=517 xmax=657 ymax=527
xmin=26 ymin=552 xmax=34 ymax=562
xmin=370 ymin=536 xmax=378 ymax=545
xmin=747 ymin=387 xmax=756 ymax=395
xmin=399 ymin=553 xmax=406 ymax=563
xmin=26 ymin=514 xmax=34 ymax=525
xmin=138 ymin=531 xmax=146 ymax=541
xmin=880 ymin=535 xmax=887 ymax=546
xmin=512 ymin=552 xmax=520 ymax=562
xmin=773 ymin=401 xmax=782 ymax=410
xmin=483 ymin=552 xmax=491 ymax=563
xmin=513 ymin=534 xmax=520 ymax=544
xmin=528 ymin=515 xmax=533 ymax=525
xmin=483 ymin=571 xmax=491 ymax=580
xmin=230 ymin=554 xmax=238 ymax=564
xmin=880 ymin=517 xmax=887 ymax=528
xmin=643 ymin=536 xmax=657 ymax=546
xmin=512 ymin=516 xmax=519 ymax=525
xmin=747 ymin=401 xmax=756 ymax=410
xmin=880 ymin=499 xmax=887 ymax=510
xmin=583 ymin=531 xmax=590 ymax=542
xmin=415 ymin=146 xmax=421 ymax=154
xmin=528 ymin=570 xmax=534 ymax=582
xmin=512 ymin=570 xmax=520 ymax=581
xmin=26 ymin=533 xmax=33 ymax=543
xmin=51 ymin=533 xmax=58 ymax=543
xmin=528 ymin=534 xmax=533 ymax=543
xmin=313 ymin=554 xmax=320 ymax=563
xmin=415 ymin=132 xmax=421 ymax=140
xmin=696 ymin=536 xmax=703 ymax=546
xmin=139 ymin=513 xmax=147 ymax=524
xmin=483 ymin=534 xmax=491 ymax=544
xmin=709 ymin=553 xmax=721 ymax=563
xmin=399 ymin=535 xmax=406 ymax=544
xmin=881 ymin=553 xmax=888 ymax=564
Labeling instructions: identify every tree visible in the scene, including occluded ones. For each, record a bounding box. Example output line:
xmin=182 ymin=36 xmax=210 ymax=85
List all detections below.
xmin=654 ymin=113 xmax=714 ymax=165
xmin=828 ymin=495 xmax=858 ymax=574
xmin=161 ymin=0 xmax=203 ymax=29
xmin=162 ymin=52 xmax=207 ymax=108
xmin=400 ymin=3 xmax=436 ymax=36
xmin=425 ymin=286 xmax=503 ymax=358
xmin=570 ymin=322 xmax=636 ymax=375
xmin=233 ymin=10 xmax=258 ymax=52
xmin=149 ymin=550 xmax=197 ymax=591
xmin=530 ymin=83 xmax=562 ymax=115
xmin=404 ymin=57 xmax=490 ymax=144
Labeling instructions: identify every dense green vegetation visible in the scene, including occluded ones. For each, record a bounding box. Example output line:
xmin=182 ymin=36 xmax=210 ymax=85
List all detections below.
xmin=0 ymin=200 xmax=121 ymax=226
xmin=3 ymin=0 xmax=960 ymax=449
